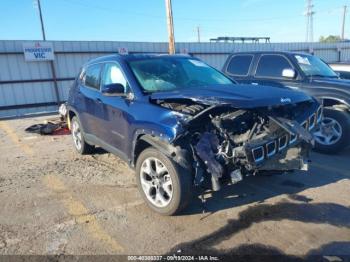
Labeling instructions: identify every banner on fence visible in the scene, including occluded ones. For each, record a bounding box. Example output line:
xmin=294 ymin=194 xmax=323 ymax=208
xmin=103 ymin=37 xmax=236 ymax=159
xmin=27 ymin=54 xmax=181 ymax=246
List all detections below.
xmin=23 ymin=42 xmax=55 ymax=61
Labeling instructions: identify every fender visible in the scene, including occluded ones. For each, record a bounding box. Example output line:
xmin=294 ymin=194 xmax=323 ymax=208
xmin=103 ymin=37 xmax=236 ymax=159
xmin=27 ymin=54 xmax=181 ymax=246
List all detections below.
xmin=319 ymin=96 xmax=350 ymax=108
xmin=66 ymin=106 xmax=80 ymax=130
xmin=132 ymin=133 xmax=192 ymax=170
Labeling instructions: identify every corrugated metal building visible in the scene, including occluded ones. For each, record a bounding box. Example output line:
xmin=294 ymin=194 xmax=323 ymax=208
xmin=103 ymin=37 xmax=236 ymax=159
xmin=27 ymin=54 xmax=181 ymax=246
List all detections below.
xmin=1 ymin=40 xmax=349 ymax=118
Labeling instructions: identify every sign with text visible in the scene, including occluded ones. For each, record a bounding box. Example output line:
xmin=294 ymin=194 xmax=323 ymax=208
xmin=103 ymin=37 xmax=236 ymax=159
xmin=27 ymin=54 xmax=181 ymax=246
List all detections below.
xmin=118 ymin=47 xmax=128 ymax=55
xmin=23 ymin=42 xmax=55 ymax=61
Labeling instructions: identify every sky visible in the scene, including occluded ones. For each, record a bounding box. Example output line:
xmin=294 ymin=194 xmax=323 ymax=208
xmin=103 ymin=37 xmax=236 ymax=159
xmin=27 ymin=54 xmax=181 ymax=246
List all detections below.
xmin=1 ymin=0 xmax=350 ymax=43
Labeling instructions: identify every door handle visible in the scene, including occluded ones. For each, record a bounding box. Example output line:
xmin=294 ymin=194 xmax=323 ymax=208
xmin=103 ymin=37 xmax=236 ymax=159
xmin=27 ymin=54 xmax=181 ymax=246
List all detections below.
xmin=251 ymin=82 xmax=259 ymax=85
xmin=96 ymin=98 xmax=102 ymax=104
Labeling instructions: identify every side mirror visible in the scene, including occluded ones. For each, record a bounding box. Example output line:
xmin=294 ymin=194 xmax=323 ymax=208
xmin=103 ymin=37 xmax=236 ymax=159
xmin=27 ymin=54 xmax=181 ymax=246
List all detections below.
xmin=282 ymin=68 xmax=296 ymax=79
xmin=102 ymin=83 xmax=125 ymax=96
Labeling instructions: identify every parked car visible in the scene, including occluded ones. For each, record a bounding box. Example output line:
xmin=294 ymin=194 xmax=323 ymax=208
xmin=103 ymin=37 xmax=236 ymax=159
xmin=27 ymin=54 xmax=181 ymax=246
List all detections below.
xmin=329 ymin=62 xmax=350 ymax=80
xmin=67 ymin=54 xmax=320 ymax=215
xmin=223 ymin=51 xmax=350 ymax=153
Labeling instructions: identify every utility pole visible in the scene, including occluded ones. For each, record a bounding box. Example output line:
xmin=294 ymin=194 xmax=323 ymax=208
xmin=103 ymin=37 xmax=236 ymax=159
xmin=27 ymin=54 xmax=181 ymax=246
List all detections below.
xmin=36 ymin=0 xmax=46 ymax=40
xmin=165 ymin=0 xmax=175 ymax=54
xmin=196 ymin=26 xmax=201 ymax=43
xmin=341 ymin=5 xmax=347 ymax=40
xmin=305 ymin=0 xmax=315 ymax=42
xmin=34 ymin=0 xmax=60 ymax=106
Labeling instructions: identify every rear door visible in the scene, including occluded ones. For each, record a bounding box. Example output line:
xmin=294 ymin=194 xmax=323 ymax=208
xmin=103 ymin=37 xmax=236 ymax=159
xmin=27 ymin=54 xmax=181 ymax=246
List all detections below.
xmin=251 ymin=54 xmax=301 ymax=90
xmin=79 ymin=63 xmax=104 ymax=136
xmin=224 ymin=54 xmax=255 ymax=84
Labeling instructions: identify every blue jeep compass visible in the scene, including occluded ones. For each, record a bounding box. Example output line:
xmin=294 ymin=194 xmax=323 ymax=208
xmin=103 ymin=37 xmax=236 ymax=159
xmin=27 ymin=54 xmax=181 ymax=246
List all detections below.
xmin=67 ymin=54 xmax=320 ymax=215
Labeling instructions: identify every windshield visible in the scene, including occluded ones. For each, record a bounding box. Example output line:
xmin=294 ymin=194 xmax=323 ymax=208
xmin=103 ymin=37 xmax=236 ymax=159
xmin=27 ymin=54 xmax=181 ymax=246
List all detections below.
xmin=128 ymin=57 xmax=233 ymax=92
xmin=294 ymin=54 xmax=338 ymax=78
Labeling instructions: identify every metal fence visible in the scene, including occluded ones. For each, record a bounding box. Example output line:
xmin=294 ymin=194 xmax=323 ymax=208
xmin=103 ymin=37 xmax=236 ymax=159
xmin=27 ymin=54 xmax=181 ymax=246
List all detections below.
xmin=1 ymin=40 xmax=350 ymax=118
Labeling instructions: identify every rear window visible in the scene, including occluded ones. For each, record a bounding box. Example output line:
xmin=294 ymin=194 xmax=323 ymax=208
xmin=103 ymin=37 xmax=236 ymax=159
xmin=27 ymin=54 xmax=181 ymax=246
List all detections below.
xmin=256 ymin=55 xmax=292 ymax=78
xmin=83 ymin=64 xmax=102 ymax=90
xmin=226 ymin=55 xmax=253 ymax=76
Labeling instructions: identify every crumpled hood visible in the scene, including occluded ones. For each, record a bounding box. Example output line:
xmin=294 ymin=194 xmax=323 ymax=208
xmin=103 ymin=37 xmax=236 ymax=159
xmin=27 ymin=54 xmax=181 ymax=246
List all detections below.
xmin=150 ymin=84 xmax=312 ymax=108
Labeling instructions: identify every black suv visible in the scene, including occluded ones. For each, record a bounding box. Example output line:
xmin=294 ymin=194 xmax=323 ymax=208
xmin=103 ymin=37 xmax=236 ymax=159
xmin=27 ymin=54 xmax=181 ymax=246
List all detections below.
xmin=223 ymin=51 xmax=350 ymax=153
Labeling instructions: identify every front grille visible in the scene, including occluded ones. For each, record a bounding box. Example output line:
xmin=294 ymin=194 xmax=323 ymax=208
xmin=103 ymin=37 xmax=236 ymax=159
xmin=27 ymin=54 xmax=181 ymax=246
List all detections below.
xmin=252 ymin=146 xmax=264 ymax=162
xmin=302 ymin=120 xmax=308 ymax=130
xmin=249 ymin=106 xmax=320 ymax=164
xmin=250 ymin=133 xmax=290 ymax=164
xmin=317 ymin=106 xmax=323 ymax=123
xmin=309 ymin=113 xmax=316 ymax=130
xmin=279 ymin=135 xmax=288 ymax=150
xmin=266 ymin=141 xmax=277 ymax=157
xmin=289 ymin=133 xmax=297 ymax=144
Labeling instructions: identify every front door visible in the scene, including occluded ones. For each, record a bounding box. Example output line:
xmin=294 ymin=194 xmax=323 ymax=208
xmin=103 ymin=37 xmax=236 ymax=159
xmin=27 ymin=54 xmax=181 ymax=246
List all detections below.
xmin=251 ymin=54 xmax=301 ymax=91
xmin=99 ymin=62 xmax=132 ymax=153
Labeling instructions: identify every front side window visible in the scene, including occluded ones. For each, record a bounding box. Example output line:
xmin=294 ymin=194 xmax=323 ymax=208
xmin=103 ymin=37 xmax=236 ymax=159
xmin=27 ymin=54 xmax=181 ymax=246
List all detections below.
xmin=256 ymin=55 xmax=292 ymax=78
xmin=294 ymin=54 xmax=338 ymax=78
xmin=226 ymin=55 xmax=253 ymax=76
xmin=128 ymin=57 xmax=233 ymax=92
xmin=102 ymin=63 xmax=128 ymax=90
xmin=84 ymin=64 xmax=101 ymax=90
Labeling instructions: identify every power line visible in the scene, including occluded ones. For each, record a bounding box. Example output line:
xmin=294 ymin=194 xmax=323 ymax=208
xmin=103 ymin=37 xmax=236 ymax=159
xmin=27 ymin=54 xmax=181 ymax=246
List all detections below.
xmin=53 ymin=0 xmax=343 ymax=25
xmin=38 ymin=0 xmax=346 ymax=43
xmin=59 ymin=0 xmax=305 ymax=23
xmin=60 ymin=0 xmax=166 ymax=20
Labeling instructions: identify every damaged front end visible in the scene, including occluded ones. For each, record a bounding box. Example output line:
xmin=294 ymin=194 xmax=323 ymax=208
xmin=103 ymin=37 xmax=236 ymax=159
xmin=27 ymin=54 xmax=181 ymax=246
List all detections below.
xmin=155 ymin=98 xmax=322 ymax=191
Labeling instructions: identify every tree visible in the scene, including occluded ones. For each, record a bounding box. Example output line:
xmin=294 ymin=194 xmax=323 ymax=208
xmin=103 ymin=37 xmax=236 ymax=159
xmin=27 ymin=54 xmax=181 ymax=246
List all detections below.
xmin=319 ymin=35 xmax=342 ymax=43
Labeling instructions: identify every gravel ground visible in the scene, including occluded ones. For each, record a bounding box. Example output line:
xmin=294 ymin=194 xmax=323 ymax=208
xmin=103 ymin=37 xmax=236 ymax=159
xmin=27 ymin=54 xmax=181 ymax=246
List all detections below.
xmin=0 ymin=115 xmax=349 ymax=260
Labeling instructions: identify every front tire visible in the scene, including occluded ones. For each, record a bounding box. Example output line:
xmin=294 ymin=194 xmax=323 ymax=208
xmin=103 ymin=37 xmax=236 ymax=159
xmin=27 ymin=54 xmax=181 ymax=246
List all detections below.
xmin=71 ymin=116 xmax=94 ymax=155
xmin=135 ymin=147 xmax=192 ymax=216
xmin=313 ymin=107 xmax=350 ymax=154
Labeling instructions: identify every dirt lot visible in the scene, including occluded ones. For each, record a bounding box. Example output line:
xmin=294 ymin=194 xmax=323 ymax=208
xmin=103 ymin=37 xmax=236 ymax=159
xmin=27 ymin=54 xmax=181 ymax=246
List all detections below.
xmin=0 ymin=115 xmax=349 ymax=259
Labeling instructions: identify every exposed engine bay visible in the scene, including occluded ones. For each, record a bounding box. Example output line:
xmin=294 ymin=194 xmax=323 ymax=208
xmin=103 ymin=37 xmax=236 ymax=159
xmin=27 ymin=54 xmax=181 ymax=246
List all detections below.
xmin=154 ymin=98 xmax=322 ymax=191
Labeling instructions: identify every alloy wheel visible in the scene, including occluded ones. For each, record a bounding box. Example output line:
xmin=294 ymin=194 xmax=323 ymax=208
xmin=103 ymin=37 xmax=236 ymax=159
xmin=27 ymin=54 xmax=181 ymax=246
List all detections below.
xmin=72 ymin=120 xmax=82 ymax=151
xmin=313 ymin=117 xmax=342 ymax=146
xmin=140 ymin=157 xmax=173 ymax=208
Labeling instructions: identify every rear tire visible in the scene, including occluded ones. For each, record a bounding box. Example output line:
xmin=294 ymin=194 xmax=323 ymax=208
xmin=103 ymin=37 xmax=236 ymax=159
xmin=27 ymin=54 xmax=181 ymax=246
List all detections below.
xmin=71 ymin=116 xmax=94 ymax=155
xmin=135 ymin=147 xmax=192 ymax=216
xmin=313 ymin=107 xmax=350 ymax=154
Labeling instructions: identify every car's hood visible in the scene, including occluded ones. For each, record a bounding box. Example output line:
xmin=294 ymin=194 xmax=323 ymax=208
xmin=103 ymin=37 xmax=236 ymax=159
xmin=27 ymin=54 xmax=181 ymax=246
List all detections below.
xmin=310 ymin=77 xmax=350 ymax=92
xmin=150 ymin=84 xmax=312 ymax=108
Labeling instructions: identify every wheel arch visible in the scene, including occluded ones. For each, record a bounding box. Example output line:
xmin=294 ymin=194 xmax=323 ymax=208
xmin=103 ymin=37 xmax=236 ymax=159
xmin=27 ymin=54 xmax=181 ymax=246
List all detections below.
xmin=68 ymin=110 xmax=76 ymax=122
xmin=131 ymin=133 xmax=192 ymax=171
xmin=66 ymin=108 xmax=90 ymax=136
xmin=321 ymin=97 xmax=350 ymax=111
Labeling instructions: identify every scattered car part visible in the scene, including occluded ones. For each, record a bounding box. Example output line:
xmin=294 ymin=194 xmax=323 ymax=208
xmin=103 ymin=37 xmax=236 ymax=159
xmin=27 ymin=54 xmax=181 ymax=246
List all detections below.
xmin=25 ymin=117 xmax=69 ymax=135
xmin=58 ymin=103 xmax=68 ymax=121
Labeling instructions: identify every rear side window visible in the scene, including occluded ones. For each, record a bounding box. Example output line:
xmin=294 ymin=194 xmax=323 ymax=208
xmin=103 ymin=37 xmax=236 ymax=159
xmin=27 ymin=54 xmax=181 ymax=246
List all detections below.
xmin=83 ymin=64 xmax=101 ymax=90
xmin=255 ymin=55 xmax=292 ymax=78
xmin=226 ymin=55 xmax=253 ymax=76
xmin=337 ymin=71 xmax=350 ymax=80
